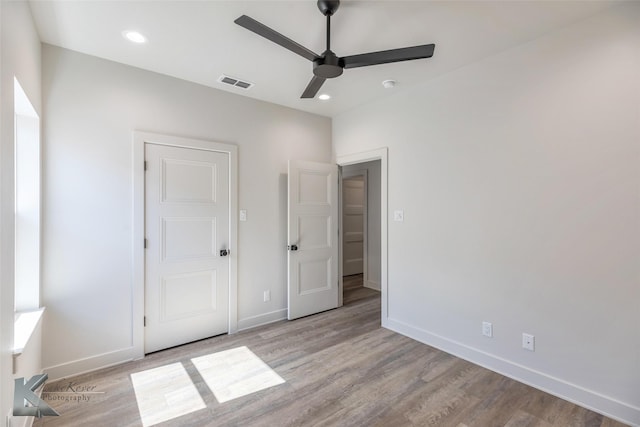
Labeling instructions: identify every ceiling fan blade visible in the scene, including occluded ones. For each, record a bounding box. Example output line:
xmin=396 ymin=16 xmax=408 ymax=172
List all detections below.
xmin=342 ymin=44 xmax=435 ymax=69
xmin=235 ymin=15 xmax=320 ymax=62
xmin=301 ymin=75 xmax=327 ymax=99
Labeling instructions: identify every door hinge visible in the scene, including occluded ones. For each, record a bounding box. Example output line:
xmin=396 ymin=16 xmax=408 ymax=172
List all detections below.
xmin=144 ymin=161 xmax=148 ymax=171
xmin=144 ymin=238 xmax=148 ymax=248
xmin=144 ymin=316 xmax=146 ymax=327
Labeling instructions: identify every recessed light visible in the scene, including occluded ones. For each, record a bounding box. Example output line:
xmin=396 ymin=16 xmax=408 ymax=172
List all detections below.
xmin=123 ymin=30 xmax=147 ymax=44
xmin=318 ymin=94 xmax=331 ymax=101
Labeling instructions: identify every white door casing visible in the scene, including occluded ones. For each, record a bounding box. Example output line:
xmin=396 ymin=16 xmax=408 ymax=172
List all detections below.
xmin=144 ymin=143 xmax=230 ymax=353
xmin=288 ymin=160 xmax=339 ymax=320
xmin=336 ymin=148 xmax=388 ymax=325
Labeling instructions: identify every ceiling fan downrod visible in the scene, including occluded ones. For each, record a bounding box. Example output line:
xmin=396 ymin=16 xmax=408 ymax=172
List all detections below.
xmin=313 ymin=0 xmax=343 ymax=79
xmin=319 ymin=0 xmax=339 ymax=52
xmin=326 ymin=13 xmax=331 ymax=51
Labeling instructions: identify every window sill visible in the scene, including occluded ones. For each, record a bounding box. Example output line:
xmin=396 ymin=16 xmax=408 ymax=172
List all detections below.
xmin=13 ymin=307 xmax=45 ymax=356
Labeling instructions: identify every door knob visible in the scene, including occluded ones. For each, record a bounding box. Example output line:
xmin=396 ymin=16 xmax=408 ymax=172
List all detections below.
xmin=220 ymin=249 xmax=229 ymax=257
xmin=288 ymin=244 xmax=298 ymax=251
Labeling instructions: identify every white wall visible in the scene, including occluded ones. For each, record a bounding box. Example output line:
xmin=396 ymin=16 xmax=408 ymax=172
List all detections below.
xmin=333 ymin=4 xmax=640 ymax=425
xmin=41 ymin=45 xmax=331 ymax=377
xmin=0 ymin=0 xmax=42 ymax=423
xmin=342 ymin=161 xmax=381 ymax=289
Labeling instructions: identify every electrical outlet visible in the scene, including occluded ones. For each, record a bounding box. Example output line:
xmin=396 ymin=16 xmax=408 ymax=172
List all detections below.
xmin=393 ymin=210 xmax=404 ymax=222
xmin=239 ymin=210 xmax=247 ymax=221
xmin=522 ymin=333 xmax=535 ymax=351
xmin=482 ymin=321 xmax=493 ymax=338
xmin=263 ymin=290 xmax=270 ymax=302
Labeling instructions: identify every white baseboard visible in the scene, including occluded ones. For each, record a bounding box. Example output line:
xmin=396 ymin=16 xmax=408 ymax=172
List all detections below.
xmin=364 ymin=279 xmax=380 ymax=291
xmin=43 ymin=347 xmax=137 ymax=381
xmin=386 ymin=317 xmax=640 ymax=427
xmin=13 ymin=413 xmax=33 ymax=427
xmin=43 ymin=309 xmax=288 ymax=381
xmin=237 ymin=309 xmax=287 ymax=332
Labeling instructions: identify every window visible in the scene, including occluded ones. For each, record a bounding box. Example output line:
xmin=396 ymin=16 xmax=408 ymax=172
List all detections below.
xmin=14 ymin=77 xmax=41 ymax=312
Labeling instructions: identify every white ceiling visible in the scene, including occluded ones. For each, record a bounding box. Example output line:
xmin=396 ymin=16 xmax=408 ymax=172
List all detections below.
xmin=28 ymin=0 xmax=617 ymax=118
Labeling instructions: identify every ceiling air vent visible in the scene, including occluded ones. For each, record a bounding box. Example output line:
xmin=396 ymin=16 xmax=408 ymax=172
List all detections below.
xmin=218 ymin=75 xmax=254 ymax=90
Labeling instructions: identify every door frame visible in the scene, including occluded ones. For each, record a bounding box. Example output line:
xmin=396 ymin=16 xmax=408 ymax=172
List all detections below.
xmin=336 ymin=148 xmax=388 ymax=325
xmin=132 ymin=131 xmax=238 ymax=358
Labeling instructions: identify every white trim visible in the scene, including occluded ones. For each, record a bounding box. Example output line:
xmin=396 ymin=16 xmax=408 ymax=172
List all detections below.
xmin=337 ymin=168 xmax=343 ymax=307
xmin=132 ymin=131 xmax=239 ymax=358
xmin=386 ymin=317 xmax=640 ymax=427
xmin=336 ymin=148 xmax=388 ymax=325
xmin=14 ymin=76 xmax=38 ymax=117
xmin=237 ymin=309 xmax=287 ymax=331
xmin=44 ymin=347 xmax=138 ymax=381
xmin=364 ymin=280 xmax=380 ymax=291
xmin=13 ymin=308 xmax=45 ymax=355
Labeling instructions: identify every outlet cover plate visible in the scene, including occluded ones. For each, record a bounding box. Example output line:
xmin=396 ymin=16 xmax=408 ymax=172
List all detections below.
xmin=522 ymin=333 xmax=535 ymax=351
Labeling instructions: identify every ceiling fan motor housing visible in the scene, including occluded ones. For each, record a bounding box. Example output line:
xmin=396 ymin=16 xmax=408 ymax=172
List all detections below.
xmin=313 ymin=50 xmax=344 ymax=78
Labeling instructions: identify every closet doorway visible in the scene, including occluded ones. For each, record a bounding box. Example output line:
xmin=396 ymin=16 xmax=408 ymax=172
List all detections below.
xmin=340 ymin=160 xmax=382 ymax=307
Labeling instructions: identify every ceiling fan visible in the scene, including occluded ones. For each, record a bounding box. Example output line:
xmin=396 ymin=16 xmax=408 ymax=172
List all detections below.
xmin=235 ymin=0 xmax=436 ymax=99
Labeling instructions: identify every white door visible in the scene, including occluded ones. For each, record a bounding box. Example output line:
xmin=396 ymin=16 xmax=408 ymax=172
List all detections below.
xmin=145 ymin=143 xmax=230 ymax=353
xmin=342 ymin=175 xmax=365 ymax=276
xmin=288 ymin=160 xmax=339 ymax=320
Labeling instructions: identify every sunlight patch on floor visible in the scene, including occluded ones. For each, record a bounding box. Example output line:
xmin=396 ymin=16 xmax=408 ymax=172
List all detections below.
xmin=131 ymin=362 xmax=205 ymax=427
xmin=192 ymin=346 xmax=285 ymax=403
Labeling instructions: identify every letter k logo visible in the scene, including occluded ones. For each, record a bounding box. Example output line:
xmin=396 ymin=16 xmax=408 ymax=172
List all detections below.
xmin=13 ymin=374 xmax=59 ymax=417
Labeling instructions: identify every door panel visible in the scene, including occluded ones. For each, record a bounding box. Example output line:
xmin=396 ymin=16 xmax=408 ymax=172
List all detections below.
xmin=299 ymin=259 xmax=331 ymax=294
xmin=298 ymin=215 xmax=331 ymax=249
xmin=145 ymin=143 xmax=229 ymax=353
xmin=162 ymin=159 xmax=217 ymax=202
xmin=162 ymin=218 xmax=216 ymax=261
xmin=288 ymin=160 xmax=338 ymax=320
xmin=161 ymin=271 xmax=217 ymax=319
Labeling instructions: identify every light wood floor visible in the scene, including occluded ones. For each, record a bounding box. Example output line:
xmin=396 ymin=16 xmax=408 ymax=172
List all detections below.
xmin=36 ymin=276 xmax=628 ymax=427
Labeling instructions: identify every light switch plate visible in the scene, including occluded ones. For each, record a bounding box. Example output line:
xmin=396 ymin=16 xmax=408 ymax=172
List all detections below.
xmin=482 ymin=321 xmax=493 ymax=338
xmin=394 ymin=210 xmax=404 ymax=222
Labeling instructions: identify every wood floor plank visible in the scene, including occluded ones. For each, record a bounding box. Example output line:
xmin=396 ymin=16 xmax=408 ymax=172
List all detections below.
xmin=503 ymin=409 xmax=553 ymax=427
xmin=34 ymin=280 xmax=629 ymax=427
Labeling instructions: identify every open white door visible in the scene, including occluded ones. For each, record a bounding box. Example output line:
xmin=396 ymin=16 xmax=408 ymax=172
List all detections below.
xmin=288 ymin=160 xmax=339 ymax=320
